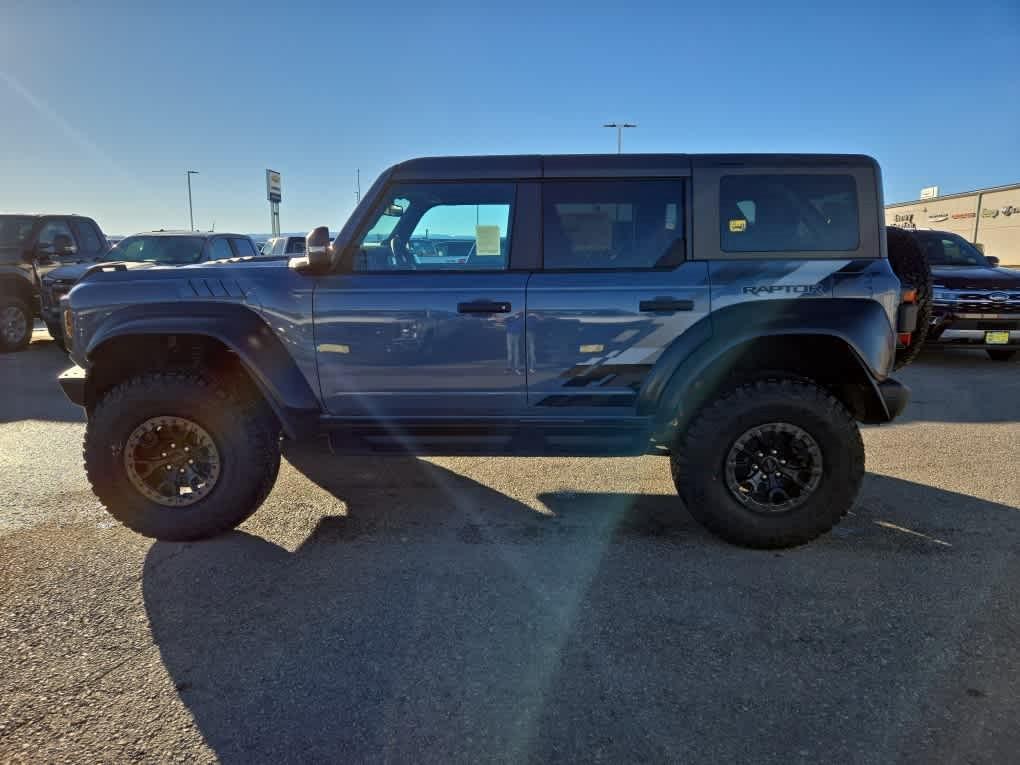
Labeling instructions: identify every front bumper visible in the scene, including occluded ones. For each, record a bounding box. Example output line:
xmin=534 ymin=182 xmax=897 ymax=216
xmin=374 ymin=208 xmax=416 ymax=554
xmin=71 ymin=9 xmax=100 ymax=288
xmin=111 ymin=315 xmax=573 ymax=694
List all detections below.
xmin=59 ymin=365 xmax=87 ymax=407
xmin=928 ymin=307 xmax=1020 ymax=349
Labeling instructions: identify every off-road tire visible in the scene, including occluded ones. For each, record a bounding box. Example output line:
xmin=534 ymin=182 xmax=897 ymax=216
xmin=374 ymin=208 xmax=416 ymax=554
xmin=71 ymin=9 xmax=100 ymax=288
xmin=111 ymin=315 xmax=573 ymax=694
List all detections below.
xmin=671 ymin=378 xmax=865 ymax=549
xmin=987 ymin=349 xmax=1017 ymax=362
xmin=44 ymin=321 xmax=67 ymax=352
xmin=84 ymin=372 xmax=281 ymax=540
xmin=887 ymin=226 xmax=932 ymax=370
xmin=0 ymin=296 xmax=32 ymax=353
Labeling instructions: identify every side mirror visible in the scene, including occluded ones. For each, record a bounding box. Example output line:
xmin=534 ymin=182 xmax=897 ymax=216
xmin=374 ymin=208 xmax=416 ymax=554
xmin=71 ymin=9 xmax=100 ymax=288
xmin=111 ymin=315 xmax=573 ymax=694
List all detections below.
xmin=305 ymin=226 xmax=332 ymax=270
xmin=986 ymin=255 xmax=1000 ymax=267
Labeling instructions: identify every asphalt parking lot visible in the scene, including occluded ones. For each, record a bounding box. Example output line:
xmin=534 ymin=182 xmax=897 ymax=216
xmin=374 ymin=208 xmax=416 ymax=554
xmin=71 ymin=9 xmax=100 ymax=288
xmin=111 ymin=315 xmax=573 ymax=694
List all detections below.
xmin=1 ymin=326 xmax=1019 ymax=764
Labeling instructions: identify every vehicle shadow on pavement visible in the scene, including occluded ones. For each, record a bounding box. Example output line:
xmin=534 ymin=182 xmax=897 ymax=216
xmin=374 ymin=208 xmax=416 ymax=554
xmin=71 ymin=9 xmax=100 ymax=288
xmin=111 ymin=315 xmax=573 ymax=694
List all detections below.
xmin=142 ymin=456 xmax=1020 ymax=764
xmin=0 ymin=335 xmax=81 ymax=423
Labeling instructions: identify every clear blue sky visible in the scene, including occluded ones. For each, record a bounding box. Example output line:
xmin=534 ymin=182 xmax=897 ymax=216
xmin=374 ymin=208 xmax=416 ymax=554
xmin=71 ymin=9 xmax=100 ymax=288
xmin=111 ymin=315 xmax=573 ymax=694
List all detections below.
xmin=2 ymin=0 xmax=1018 ymax=236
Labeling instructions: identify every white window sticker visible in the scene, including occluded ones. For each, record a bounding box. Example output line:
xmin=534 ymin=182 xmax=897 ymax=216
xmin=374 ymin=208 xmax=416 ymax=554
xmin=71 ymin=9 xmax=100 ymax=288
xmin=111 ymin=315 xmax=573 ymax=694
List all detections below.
xmin=475 ymin=225 xmax=501 ymax=256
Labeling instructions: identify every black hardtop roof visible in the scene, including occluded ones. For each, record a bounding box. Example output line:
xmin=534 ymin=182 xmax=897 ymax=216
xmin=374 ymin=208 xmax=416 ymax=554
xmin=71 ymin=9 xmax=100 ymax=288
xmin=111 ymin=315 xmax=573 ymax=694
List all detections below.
xmin=389 ymin=153 xmax=879 ymax=181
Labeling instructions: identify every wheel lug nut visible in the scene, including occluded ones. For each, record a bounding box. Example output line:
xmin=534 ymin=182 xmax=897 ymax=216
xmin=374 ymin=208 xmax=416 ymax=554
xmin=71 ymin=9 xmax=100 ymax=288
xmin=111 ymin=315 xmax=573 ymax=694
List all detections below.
xmin=161 ymin=452 xmax=167 ymax=457
xmin=775 ymin=471 xmax=781 ymax=476
xmin=165 ymin=465 xmax=172 ymax=471
xmin=179 ymin=468 xmax=185 ymax=473
xmin=188 ymin=459 xmax=194 ymax=464
xmin=780 ymin=459 xmax=786 ymax=464
xmin=752 ymin=465 xmax=758 ymax=471
xmin=171 ymin=443 xmax=176 ymax=448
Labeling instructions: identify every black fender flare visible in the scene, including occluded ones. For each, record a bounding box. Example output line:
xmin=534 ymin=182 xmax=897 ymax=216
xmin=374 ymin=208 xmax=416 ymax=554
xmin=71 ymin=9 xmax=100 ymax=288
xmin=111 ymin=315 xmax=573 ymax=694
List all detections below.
xmin=638 ymin=298 xmax=904 ymax=433
xmin=85 ymin=302 xmax=321 ymax=439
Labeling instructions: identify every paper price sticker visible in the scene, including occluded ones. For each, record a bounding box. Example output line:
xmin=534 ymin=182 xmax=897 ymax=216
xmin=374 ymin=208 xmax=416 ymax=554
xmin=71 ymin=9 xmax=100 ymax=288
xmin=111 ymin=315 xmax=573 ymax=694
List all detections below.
xmin=475 ymin=225 xmax=501 ymax=256
xmin=729 ymin=219 xmax=747 ymax=233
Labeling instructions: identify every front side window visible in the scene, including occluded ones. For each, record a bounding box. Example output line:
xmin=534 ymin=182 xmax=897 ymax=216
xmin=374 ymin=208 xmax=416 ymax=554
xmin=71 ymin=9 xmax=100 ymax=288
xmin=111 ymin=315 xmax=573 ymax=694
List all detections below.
xmin=543 ymin=180 xmax=685 ymax=270
xmin=37 ymin=220 xmax=78 ymax=255
xmin=210 ymin=238 xmax=233 ymax=260
xmin=231 ymin=237 xmax=257 ymax=258
xmin=720 ymin=174 xmax=859 ymax=253
xmin=355 ymin=183 xmax=514 ymax=272
xmin=285 ymin=237 xmax=305 ymax=255
xmin=73 ymin=220 xmax=103 ymax=256
xmin=106 ymin=235 xmax=205 ymax=264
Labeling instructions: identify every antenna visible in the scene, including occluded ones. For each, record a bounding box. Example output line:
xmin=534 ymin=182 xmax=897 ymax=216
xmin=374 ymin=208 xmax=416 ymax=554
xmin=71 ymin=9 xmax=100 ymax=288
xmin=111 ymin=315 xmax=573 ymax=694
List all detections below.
xmin=355 ymin=168 xmax=361 ymax=204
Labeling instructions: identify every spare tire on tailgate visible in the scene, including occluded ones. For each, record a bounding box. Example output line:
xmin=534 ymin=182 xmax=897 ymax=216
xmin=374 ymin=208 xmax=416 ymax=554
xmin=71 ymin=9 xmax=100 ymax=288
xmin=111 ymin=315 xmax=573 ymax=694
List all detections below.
xmin=886 ymin=226 xmax=932 ymax=370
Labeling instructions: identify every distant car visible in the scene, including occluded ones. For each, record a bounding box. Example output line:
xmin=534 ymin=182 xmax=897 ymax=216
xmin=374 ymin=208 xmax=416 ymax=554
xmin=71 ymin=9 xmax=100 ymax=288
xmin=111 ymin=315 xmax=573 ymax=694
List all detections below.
xmin=0 ymin=213 xmax=108 ymax=352
xmin=261 ymin=235 xmax=307 ymax=257
xmin=911 ymin=228 xmax=1020 ymax=361
xmin=39 ymin=231 xmax=261 ymax=348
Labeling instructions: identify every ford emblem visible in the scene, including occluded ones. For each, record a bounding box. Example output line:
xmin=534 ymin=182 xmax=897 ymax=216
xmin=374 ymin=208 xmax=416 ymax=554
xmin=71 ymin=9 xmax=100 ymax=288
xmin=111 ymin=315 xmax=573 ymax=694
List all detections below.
xmin=988 ymin=293 xmax=1008 ymax=302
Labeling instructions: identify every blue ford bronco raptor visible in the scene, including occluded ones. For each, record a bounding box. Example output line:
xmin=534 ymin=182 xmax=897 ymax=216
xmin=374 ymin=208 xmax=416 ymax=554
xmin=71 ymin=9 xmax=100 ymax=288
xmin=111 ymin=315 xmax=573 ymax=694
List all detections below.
xmin=57 ymin=154 xmax=928 ymax=548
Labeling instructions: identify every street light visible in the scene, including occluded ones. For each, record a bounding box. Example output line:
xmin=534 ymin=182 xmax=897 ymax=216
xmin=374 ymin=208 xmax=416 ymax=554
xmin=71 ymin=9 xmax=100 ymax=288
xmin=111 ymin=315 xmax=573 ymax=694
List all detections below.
xmin=603 ymin=123 xmax=636 ymax=154
xmin=186 ymin=170 xmax=199 ymax=231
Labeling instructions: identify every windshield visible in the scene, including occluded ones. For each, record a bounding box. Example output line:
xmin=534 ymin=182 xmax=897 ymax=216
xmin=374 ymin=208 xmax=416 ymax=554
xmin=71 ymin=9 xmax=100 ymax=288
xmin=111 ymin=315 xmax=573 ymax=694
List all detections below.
xmin=103 ymin=235 xmax=205 ymax=264
xmin=914 ymin=231 xmax=989 ymax=267
xmin=0 ymin=215 xmax=36 ymax=247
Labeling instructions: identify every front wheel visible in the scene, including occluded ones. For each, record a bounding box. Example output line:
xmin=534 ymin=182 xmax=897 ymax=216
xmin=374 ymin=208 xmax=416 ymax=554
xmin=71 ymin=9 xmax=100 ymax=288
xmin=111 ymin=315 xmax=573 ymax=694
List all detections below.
xmin=987 ymin=349 xmax=1017 ymax=362
xmin=0 ymin=296 xmax=32 ymax=353
xmin=44 ymin=321 xmax=67 ymax=352
xmin=84 ymin=372 xmax=281 ymax=540
xmin=671 ymin=379 xmax=864 ymax=549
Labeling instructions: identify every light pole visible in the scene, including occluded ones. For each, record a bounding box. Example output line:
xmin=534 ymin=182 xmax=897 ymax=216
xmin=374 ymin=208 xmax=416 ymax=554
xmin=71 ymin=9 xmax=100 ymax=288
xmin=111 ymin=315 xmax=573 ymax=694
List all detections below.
xmin=186 ymin=170 xmax=199 ymax=231
xmin=603 ymin=122 xmax=636 ymax=154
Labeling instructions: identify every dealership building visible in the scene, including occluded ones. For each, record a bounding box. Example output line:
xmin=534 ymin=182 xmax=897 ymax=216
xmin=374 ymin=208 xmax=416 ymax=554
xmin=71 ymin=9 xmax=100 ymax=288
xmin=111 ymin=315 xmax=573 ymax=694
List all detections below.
xmin=885 ymin=182 xmax=1020 ymax=267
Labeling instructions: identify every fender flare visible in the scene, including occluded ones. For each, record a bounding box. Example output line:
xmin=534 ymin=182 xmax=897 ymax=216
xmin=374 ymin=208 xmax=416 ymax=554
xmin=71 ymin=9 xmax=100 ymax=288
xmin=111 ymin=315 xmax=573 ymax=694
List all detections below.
xmin=85 ymin=302 xmax=321 ymax=439
xmin=639 ymin=298 xmax=902 ymax=431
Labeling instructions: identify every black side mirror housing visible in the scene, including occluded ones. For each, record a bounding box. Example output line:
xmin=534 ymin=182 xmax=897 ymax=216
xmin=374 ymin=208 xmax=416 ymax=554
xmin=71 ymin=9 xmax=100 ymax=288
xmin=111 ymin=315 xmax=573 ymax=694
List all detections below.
xmin=986 ymin=255 xmax=1000 ymax=267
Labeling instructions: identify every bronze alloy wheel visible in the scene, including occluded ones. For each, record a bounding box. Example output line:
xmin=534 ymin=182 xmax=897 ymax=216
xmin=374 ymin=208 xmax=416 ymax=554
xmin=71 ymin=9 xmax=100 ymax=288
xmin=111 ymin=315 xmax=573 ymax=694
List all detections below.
xmin=124 ymin=416 xmax=222 ymax=507
xmin=724 ymin=422 xmax=824 ymax=513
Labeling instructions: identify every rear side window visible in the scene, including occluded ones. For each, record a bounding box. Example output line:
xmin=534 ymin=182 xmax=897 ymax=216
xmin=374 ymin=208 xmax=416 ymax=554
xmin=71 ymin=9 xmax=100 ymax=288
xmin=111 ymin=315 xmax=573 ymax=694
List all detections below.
xmin=720 ymin=175 xmax=859 ymax=253
xmin=285 ymin=237 xmax=305 ymax=254
xmin=543 ymin=180 xmax=685 ymax=270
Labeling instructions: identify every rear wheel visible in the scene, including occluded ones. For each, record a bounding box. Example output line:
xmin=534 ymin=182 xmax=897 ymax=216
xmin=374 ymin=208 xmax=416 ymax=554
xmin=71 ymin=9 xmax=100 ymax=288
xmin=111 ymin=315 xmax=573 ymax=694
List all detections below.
xmin=987 ymin=349 xmax=1017 ymax=362
xmin=0 ymin=296 xmax=32 ymax=353
xmin=671 ymin=378 xmax=864 ymax=548
xmin=84 ymin=371 xmax=281 ymax=540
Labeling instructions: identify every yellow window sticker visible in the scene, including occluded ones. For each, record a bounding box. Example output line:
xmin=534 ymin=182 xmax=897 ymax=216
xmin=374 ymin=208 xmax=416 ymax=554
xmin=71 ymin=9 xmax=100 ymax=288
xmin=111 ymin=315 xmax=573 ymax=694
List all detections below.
xmin=729 ymin=219 xmax=747 ymax=233
xmin=475 ymin=225 xmax=501 ymax=256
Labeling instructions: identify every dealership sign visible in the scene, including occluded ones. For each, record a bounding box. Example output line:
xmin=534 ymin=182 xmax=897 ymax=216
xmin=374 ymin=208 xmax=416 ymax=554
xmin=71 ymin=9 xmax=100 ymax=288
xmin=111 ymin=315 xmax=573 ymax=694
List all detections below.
xmin=266 ymin=169 xmax=282 ymax=203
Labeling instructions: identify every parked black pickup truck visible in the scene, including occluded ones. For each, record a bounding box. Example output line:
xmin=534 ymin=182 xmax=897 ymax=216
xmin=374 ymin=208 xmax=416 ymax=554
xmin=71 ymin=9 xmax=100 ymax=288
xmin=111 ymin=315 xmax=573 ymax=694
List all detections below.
xmin=0 ymin=214 xmax=108 ymax=352
xmin=909 ymin=229 xmax=1020 ymax=361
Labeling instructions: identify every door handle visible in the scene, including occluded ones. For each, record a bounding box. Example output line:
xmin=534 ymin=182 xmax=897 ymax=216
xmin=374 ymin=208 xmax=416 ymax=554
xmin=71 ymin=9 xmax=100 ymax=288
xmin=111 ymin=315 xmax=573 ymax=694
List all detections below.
xmin=457 ymin=300 xmax=512 ymax=314
xmin=639 ymin=297 xmax=694 ymax=313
